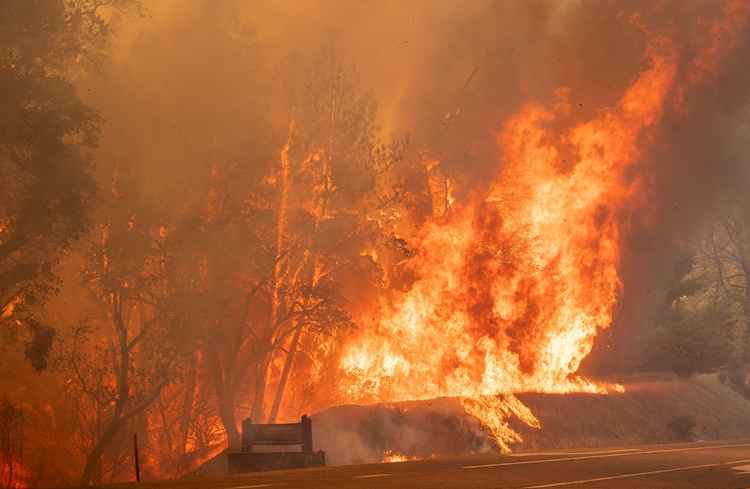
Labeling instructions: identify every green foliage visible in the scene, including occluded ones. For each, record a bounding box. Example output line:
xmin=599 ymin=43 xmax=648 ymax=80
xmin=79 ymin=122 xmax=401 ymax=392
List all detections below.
xmin=646 ymin=251 xmax=735 ymax=377
xmin=655 ymin=301 xmax=733 ymax=377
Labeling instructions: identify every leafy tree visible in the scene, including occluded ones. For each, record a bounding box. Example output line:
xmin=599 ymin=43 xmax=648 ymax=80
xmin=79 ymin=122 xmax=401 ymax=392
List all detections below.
xmin=690 ymin=186 xmax=750 ymax=390
xmin=645 ymin=250 xmax=734 ymax=377
xmin=0 ymin=396 xmax=24 ymax=489
xmin=58 ymin=178 xmax=184 ymax=486
xmin=259 ymin=46 xmax=408 ymax=424
xmin=167 ymin=46 xmax=408 ymax=450
xmin=0 ymin=0 xmax=136 ymax=370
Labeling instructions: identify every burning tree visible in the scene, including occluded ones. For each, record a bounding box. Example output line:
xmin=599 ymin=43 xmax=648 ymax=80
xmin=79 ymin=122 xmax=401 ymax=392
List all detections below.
xmin=0 ymin=397 xmax=24 ymax=489
xmin=256 ymin=46 xmax=410 ymax=424
xmin=56 ymin=177 xmax=187 ymax=485
xmin=0 ymin=0 xmax=140 ymax=370
xmin=1 ymin=1 xmax=749 ymax=484
xmin=332 ymin=1 xmax=750 ymax=449
xmin=173 ymin=49 xmax=407 ymax=448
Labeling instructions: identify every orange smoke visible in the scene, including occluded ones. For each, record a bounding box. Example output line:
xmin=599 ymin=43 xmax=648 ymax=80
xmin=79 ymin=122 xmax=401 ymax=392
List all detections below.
xmin=334 ymin=0 xmax=747 ymax=449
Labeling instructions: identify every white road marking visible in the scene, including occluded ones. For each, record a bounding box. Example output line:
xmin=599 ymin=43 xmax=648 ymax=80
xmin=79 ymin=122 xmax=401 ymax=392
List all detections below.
xmin=522 ymin=458 xmax=750 ymax=488
xmin=354 ymin=473 xmax=391 ymax=479
xmin=462 ymin=442 xmax=750 ymax=469
xmin=511 ymin=449 xmax=638 ymax=457
xmin=225 ymin=484 xmax=277 ymax=489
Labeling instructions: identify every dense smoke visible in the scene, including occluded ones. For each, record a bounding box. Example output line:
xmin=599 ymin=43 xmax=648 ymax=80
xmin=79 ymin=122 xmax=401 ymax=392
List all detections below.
xmin=3 ymin=0 xmax=750 ymax=486
xmin=81 ymin=0 xmax=750 ymax=371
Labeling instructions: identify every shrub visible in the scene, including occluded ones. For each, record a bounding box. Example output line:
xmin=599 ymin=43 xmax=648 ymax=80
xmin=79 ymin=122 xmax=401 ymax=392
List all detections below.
xmin=668 ymin=415 xmax=696 ymax=441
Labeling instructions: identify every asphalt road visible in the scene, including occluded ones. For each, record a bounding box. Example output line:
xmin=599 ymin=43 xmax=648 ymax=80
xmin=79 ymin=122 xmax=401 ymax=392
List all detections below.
xmin=143 ymin=441 xmax=750 ymax=489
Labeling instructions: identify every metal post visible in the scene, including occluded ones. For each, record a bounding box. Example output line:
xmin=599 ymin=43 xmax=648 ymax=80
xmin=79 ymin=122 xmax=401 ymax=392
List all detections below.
xmin=301 ymin=415 xmax=313 ymax=453
xmin=242 ymin=417 xmax=253 ymax=452
xmin=133 ymin=433 xmax=141 ymax=482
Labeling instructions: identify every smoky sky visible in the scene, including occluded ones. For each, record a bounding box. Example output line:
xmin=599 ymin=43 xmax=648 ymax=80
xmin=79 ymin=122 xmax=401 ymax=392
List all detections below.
xmin=79 ymin=0 xmax=750 ymax=373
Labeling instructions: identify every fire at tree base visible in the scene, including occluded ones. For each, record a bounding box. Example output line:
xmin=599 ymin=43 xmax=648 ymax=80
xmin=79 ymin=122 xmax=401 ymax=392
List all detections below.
xmin=188 ymin=372 xmax=750 ymax=477
xmin=313 ymin=373 xmax=750 ymax=466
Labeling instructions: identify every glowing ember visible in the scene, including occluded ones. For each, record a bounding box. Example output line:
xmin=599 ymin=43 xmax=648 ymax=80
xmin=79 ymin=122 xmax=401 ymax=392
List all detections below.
xmin=382 ymin=451 xmax=418 ymax=463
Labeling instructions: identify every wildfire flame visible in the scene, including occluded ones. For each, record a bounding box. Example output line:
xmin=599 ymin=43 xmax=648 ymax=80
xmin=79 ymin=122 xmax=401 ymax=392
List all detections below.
xmin=1 ymin=458 xmax=29 ymax=489
xmin=382 ymin=451 xmax=418 ymax=463
xmin=336 ymin=2 xmax=749 ymax=450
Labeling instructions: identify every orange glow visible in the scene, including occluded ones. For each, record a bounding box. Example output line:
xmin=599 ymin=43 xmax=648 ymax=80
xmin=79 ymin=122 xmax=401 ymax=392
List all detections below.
xmin=332 ymin=2 xmax=747 ymax=448
xmin=339 ymin=37 xmax=677 ymax=400
xmin=1 ymin=295 xmax=21 ymax=318
xmin=1 ymin=458 xmax=29 ymax=489
xmin=271 ymin=121 xmax=295 ymax=330
xmin=382 ymin=451 xmax=419 ymax=463
xmin=425 ymin=158 xmax=455 ymax=217
xmin=674 ymin=0 xmax=750 ymax=113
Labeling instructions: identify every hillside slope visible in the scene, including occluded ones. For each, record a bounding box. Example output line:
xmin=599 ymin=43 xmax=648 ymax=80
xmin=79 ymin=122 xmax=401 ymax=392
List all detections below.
xmin=313 ymin=373 xmax=750 ymax=465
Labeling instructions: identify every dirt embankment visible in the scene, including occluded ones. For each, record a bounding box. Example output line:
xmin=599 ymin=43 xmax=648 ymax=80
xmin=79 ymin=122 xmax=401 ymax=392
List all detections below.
xmin=312 ymin=374 xmax=750 ymax=465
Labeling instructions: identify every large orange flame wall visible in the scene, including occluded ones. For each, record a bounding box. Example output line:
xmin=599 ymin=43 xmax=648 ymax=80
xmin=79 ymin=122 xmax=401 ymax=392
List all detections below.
xmin=334 ymin=0 xmax=749 ymax=449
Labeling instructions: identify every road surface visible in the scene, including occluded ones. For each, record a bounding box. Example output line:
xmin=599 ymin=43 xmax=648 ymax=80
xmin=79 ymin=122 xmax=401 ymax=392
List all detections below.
xmin=141 ymin=441 xmax=750 ymax=489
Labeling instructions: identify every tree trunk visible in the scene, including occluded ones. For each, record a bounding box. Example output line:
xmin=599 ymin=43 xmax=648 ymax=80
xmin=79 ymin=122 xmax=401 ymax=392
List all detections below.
xmin=80 ymin=291 xmax=131 ymax=486
xmin=79 ymin=413 xmax=124 ymax=486
xmin=205 ymin=349 xmax=240 ymax=450
xmin=252 ymin=123 xmax=293 ymax=425
xmin=178 ymin=355 xmax=198 ymax=461
xmin=268 ymin=323 xmax=303 ymax=423
xmin=217 ymin=388 xmax=240 ymax=450
xmin=251 ymin=358 xmax=269 ymax=423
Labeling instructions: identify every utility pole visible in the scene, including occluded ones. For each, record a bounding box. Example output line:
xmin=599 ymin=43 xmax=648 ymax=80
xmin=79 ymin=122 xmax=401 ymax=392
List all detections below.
xmin=133 ymin=433 xmax=141 ymax=482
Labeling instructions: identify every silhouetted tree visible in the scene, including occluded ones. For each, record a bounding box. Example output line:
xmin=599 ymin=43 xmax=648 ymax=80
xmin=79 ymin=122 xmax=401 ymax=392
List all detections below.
xmin=0 ymin=0 xmax=137 ymax=370
xmin=0 ymin=397 xmax=24 ymax=489
xmin=60 ymin=178 xmax=184 ymax=486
